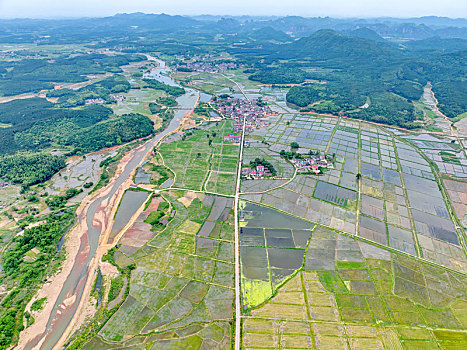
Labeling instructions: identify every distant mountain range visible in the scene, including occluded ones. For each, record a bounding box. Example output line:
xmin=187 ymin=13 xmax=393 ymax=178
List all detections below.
xmin=0 ymin=13 xmax=466 ymax=41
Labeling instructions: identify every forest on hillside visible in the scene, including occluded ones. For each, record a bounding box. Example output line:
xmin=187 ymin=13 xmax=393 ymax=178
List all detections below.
xmin=0 ymin=98 xmax=154 ymax=187
xmin=236 ymin=30 xmax=466 ymax=127
xmin=0 ymin=14 xmax=465 ymax=187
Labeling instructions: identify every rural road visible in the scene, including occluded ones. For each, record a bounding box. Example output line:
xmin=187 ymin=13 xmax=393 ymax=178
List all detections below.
xmin=228 ymin=75 xmax=249 ymax=350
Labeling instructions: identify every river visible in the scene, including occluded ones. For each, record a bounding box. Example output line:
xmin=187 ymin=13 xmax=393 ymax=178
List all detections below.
xmin=23 ymin=57 xmax=198 ymax=350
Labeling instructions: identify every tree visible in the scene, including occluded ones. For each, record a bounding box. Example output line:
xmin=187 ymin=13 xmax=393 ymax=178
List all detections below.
xmin=290 ymin=142 xmax=300 ymax=150
xmin=356 ymin=173 xmax=362 ymax=181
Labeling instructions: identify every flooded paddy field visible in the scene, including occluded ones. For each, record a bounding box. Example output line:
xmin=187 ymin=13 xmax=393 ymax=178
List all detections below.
xmin=264 ymin=114 xmax=338 ymax=151
xmin=47 ymin=150 xmax=114 ymax=201
xmin=358 ymin=215 xmax=388 ymax=245
xmin=259 ymin=86 xmax=288 ymax=102
xmin=116 ymin=195 xmax=165 ymax=254
xmin=241 ymin=111 xmax=467 ymax=274
xmin=243 ymin=141 xmax=295 ymax=179
xmin=67 ymin=63 xmax=467 ymax=349
xmin=133 ymin=164 xmax=152 ymax=184
xmin=455 ymin=116 xmax=467 ymax=137
xmin=86 ymin=191 xmax=234 ymax=348
xmin=241 ymin=179 xmax=288 ymax=193
xmin=242 ymin=174 xmax=357 ymax=234
xmin=403 ymin=134 xmax=467 ymax=178
xmin=240 ymin=140 xmax=295 ymax=193
xmin=133 ymin=156 xmax=175 ymax=187
xmin=239 ymin=201 xmax=315 ymax=309
xmin=242 ymin=225 xmax=467 ymax=349
xmin=313 ymin=181 xmax=357 ymax=209
xmin=443 ymin=179 xmax=467 ymax=227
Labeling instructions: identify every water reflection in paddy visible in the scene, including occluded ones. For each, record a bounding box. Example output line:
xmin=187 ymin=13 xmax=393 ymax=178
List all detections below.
xmin=240 ymin=201 xmax=315 ymax=308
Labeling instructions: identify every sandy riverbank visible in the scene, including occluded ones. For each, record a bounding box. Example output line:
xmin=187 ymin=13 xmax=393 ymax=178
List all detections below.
xmin=17 ymin=67 xmax=199 ymax=349
xmin=52 ymin=94 xmax=199 ymax=349
xmin=16 ymin=147 xmax=138 ymax=350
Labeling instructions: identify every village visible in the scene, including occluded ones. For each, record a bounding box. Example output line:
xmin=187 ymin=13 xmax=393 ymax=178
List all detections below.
xmin=219 ymin=96 xmax=275 ymax=151
xmin=289 ymin=153 xmax=335 ymax=174
xmin=176 ymin=60 xmax=238 ymax=73
xmin=0 ymin=50 xmax=42 ymax=59
xmin=214 ymin=95 xmax=281 ymax=180
xmin=174 ymin=54 xmax=239 ymax=73
xmin=216 ymin=96 xmax=273 ymax=131
xmin=241 ymin=158 xmax=276 ymax=179
xmin=240 ymin=152 xmax=335 ymax=180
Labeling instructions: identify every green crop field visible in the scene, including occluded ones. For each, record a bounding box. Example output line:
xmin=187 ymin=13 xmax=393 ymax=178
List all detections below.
xmin=241 ymin=225 xmax=467 ymax=349
xmin=159 ymin=120 xmax=239 ymax=195
xmin=84 ymin=191 xmax=235 ymax=348
xmin=2 ymin=29 xmax=466 ymax=350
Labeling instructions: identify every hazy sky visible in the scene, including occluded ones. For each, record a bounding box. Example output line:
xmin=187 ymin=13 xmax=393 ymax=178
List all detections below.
xmin=0 ymin=0 xmax=466 ymax=19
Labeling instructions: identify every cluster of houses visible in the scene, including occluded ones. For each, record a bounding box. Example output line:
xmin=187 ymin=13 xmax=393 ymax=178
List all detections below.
xmin=215 ymin=97 xmax=274 ymax=134
xmin=223 ymin=134 xmax=250 ymax=146
xmin=290 ymin=154 xmax=334 ymax=174
xmin=176 ymin=61 xmax=238 ymax=73
xmin=0 ymin=180 xmax=11 ymax=188
xmin=241 ymin=164 xmax=273 ymax=179
xmin=174 ymin=54 xmax=239 ymax=72
xmin=0 ymin=51 xmax=42 ymax=59
xmin=223 ymin=134 xmax=241 ymax=144
xmin=85 ymin=94 xmax=124 ymax=105
xmin=110 ymin=94 xmax=124 ymax=102
xmin=174 ymin=54 xmax=213 ymax=60
xmin=85 ymin=98 xmax=106 ymax=105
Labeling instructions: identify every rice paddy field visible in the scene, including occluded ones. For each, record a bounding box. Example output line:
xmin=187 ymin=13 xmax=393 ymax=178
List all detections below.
xmin=77 ymin=70 xmax=467 ymax=349
xmin=241 ymin=225 xmax=467 ymax=350
xmin=241 ymin=114 xmax=467 ymax=276
xmin=239 ymin=201 xmax=315 ymax=309
xmin=84 ymin=191 xmax=235 ymax=348
xmin=403 ymin=134 xmax=467 ymax=178
xmin=236 ymin=103 xmax=467 ymax=348
xmin=159 ymin=120 xmax=239 ymax=195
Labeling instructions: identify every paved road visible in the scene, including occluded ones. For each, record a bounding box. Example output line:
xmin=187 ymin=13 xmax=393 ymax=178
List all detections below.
xmin=226 ymin=75 xmax=250 ymax=350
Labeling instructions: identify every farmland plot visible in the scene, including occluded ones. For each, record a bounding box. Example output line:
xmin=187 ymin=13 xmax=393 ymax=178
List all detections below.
xmin=242 ymin=226 xmax=467 ymax=350
xmin=94 ymin=192 xmax=234 ymax=348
